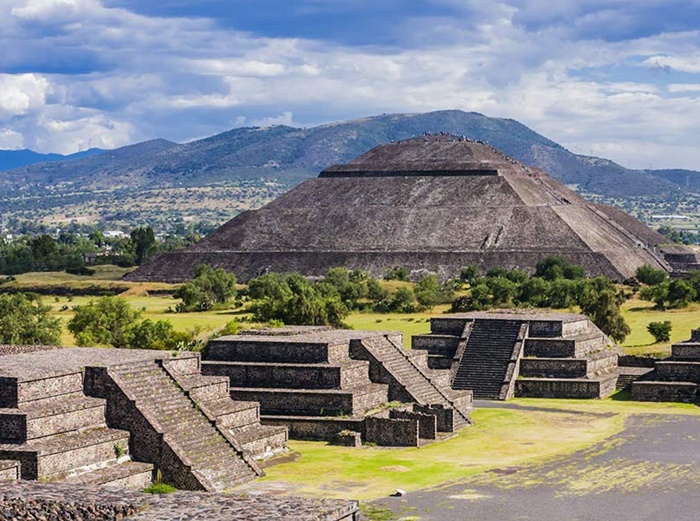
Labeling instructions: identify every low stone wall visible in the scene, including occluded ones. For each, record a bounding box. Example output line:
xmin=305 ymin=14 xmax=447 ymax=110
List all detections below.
xmin=413 ymin=404 xmax=456 ymax=433
xmin=0 ymin=460 xmax=20 ymax=481
xmin=515 ymin=376 xmax=616 ymax=399
xmin=519 ymin=358 xmax=588 ymax=379
xmin=655 ymin=362 xmax=700 ymax=383
xmin=672 ymin=343 xmax=700 ymax=360
xmin=365 ymin=417 xmax=419 ymax=447
xmin=261 ymin=416 xmax=364 ymax=441
xmin=203 ymin=361 xmax=369 ymax=390
xmin=618 ymin=355 xmax=661 ymax=368
xmin=428 ymin=317 xmax=469 ymax=336
xmin=230 ymin=389 xmax=357 ymax=417
xmin=631 ymin=381 xmax=698 ymax=403
xmin=205 ymin=339 xmax=347 ymax=364
xmin=0 ymin=482 xmax=360 ymax=521
xmin=390 ymin=410 xmax=437 ymax=439
xmin=411 ymin=335 xmax=460 ymax=357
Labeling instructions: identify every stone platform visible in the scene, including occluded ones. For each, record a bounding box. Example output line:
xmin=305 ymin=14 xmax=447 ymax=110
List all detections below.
xmin=632 ymin=330 xmax=700 ymax=403
xmin=0 ymin=347 xmax=287 ymax=491
xmin=413 ymin=311 xmax=620 ymax=400
xmin=203 ymin=327 xmax=472 ymax=446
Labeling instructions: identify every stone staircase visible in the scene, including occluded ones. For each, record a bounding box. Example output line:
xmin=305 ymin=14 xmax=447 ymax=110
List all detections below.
xmin=353 ymin=334 xmax=472 ymax=429
xmin=0 ymin=370 xmax=152 ymax=488
xmin=452 ymin=319 xmax=523 ymax=399
xmin=107 ymin=361 xmax=260 ymax=492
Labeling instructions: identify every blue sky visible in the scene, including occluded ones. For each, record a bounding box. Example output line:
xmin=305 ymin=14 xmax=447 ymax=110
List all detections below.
xmin=1 ymin=0 xmax=700 ymax=170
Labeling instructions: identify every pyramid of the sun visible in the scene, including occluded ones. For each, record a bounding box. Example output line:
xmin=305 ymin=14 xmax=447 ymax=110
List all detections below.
xmin=128 ymin=135 xmax=677 ymax=282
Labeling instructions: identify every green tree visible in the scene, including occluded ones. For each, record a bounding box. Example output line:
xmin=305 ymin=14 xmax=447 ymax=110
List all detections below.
xmin=130 ymin=226 xmax=157 ymax=265
xmin=635 ymin=265 xmax=668 ymax=286
xmin=414 ymin=274 xmax=444 ymax=310
xmin=578 ymin=284 xmax=630 ymax=343
xmin=249 ymin=272 xmax=349 ymax=327
xmin=518 ymin=277 xmax=549 ymax=306
xmin=535 ymin=256 xmax=585 ymax=281
xmin=487 ymin=276 xmax=518 ymax=306
xmin=647 ymin=321 xmax=672 ymax=343
xmin=0 ymin=293 xmax=61 ymax=345
xmin=384 ymin=266 xmax=410 ymax=281
xmin=667 ymin=279 xmax=696 ymax=308
xmin=174 ymin=264 xmax=237 ymax=311
xmin=68 ymin=296 xmax=142 ymax=348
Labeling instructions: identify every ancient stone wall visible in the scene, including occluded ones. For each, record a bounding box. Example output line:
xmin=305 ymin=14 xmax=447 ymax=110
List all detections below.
xmin=364 ymin=417 xmax=419 ymax=447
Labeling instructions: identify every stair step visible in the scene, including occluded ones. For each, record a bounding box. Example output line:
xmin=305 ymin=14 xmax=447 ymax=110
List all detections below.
xmin=61 ymin=460 xmax=153 ymax=488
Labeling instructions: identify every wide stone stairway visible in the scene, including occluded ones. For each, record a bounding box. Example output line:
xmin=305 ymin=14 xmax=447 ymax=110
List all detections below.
xmin=352 ymin=334 xmax=472 ymax=429
xmin=452 ymin=319 xmax=523 ymax=399
xmin=108 ymin=361 xmax=260 ymax=492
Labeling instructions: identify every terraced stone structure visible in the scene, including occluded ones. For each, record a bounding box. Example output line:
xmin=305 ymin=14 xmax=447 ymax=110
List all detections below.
xmin=632 ymin=330 xmax=700 ymax=402
xmin=127 ymin=135 xmax=691 ymax=283
xmin=0 ymin=346 xmax=287 ymax=491
xmin=203 ymin=327 xmax=473 ymax=446
xmin=413 ymin=312 xmax=620 ymax=399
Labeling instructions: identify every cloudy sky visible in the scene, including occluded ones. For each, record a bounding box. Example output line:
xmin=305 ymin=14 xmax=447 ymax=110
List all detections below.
xmin=2 ymin=0 xmax=700 ymax=170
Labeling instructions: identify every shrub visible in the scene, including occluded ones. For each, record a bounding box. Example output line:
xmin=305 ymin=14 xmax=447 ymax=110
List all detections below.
xmin=384 ymin=266 xmax=410 ymax=281
xmin=635 ymin=265 xmax=668 ymax=286
xmin=647 ymin=321 xmax=672 ymax=343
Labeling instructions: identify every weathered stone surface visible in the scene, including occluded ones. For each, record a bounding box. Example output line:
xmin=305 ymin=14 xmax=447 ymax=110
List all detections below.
xmin=126 ymin=136 xmax=685 ymax=283
xmin=0 ymin=481 xmax=359 ymax=521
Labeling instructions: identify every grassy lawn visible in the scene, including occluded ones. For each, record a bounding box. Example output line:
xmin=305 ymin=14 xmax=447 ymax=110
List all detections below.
xmin=253 ymin=398 xmax=699 ymax=501
xmin=620 ymin=297 xmax=700 ymax=356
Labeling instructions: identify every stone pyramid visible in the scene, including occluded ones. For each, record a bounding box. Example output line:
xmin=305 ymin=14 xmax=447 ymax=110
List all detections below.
xmin=128 ymin=135 xmax=679 ymax=282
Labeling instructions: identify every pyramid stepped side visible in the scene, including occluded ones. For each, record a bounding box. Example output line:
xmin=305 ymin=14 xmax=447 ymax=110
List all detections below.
xmin=126 ymin=137 xmax=680 ymax=283
xmin=88 ymin=359 xmax=262 ymax=492
xmin=203 ymin=334 xmax=390 ymax=418
xmin=348 ymin=333 xmax=472 ymax=430
xmin=203 ymin=328 xmax=465 ymax=446
xmin=0 ymin=370 xmax=152 ymax=488
xmin=415 ymin=312 xmax=620 ymax=400
xmin=516 ymin=318 xmax=619 ymax=399
xmin=632 ymin=334 xmax=700 ymax=402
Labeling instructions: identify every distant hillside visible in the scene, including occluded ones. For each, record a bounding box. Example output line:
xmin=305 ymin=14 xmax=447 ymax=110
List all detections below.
xmin=0 ymin=148 xmax=105 ymax=172
xmin=1 ymin=110 xmax=697 ymax=232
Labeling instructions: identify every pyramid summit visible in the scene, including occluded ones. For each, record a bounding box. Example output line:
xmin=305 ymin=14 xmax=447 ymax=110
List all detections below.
xmin=128 ymin=135 xmax=690 ymax=282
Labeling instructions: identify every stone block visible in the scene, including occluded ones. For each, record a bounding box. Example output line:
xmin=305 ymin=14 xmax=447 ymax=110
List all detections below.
xmin=631 ymin=381 xmax=698 ymax=403
xmin=655 ymin=361 xmax=700 ymax=383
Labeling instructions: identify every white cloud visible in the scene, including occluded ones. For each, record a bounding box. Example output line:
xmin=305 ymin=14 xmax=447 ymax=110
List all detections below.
xmin=0 ymin=74 xmax=50 ymax=118
xmin=0 ymin=0 xmax=699 ymax=171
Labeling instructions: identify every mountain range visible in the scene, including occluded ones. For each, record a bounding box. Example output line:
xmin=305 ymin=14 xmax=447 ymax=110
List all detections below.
xmin=0 ymin=110 xmax=697 ymax=231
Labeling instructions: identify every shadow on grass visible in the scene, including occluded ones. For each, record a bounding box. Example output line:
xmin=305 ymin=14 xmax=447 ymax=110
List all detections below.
xmin=610 ymin=390 xmax=632 ymax=401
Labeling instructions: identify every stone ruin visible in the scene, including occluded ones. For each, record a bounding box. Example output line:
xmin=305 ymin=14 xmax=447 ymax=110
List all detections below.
xmin=413 ymin=311 xmax=621 ymax=399
xmin=126 ymin=135 xmax=699 ymax=283
xmin=631 ymin=330 xmax=700 ymax=403
xmin=202 ymin=326 xmax=473 ymax=447
xmin=0 ymin=346 xmax=286 ymax=491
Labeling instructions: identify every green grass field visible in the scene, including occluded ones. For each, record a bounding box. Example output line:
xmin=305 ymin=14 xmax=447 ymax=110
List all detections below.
xmin=252 ymin=398 xmax=699 ymax=501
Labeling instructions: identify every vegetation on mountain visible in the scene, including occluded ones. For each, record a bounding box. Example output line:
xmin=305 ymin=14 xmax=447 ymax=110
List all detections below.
xmin=1 ymin=110 xmax=697 ymax=235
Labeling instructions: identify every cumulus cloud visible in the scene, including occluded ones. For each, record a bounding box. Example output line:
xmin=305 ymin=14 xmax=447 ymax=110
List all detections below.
xmin=0 ymin=0 xmax=699 ymax=170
